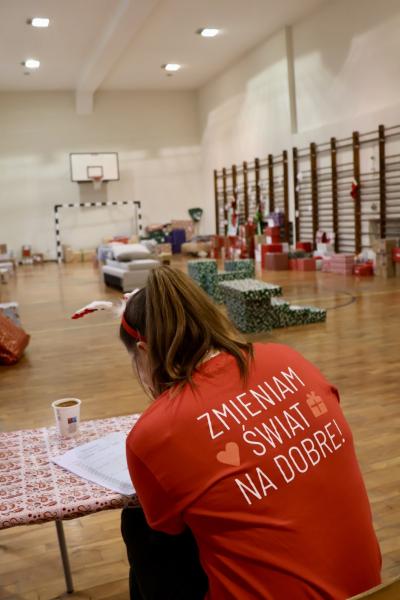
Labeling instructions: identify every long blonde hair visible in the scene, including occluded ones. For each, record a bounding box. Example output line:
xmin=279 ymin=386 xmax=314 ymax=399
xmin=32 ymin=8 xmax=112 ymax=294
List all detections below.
xmin=120 ymin=266 xmax=253 ymax=397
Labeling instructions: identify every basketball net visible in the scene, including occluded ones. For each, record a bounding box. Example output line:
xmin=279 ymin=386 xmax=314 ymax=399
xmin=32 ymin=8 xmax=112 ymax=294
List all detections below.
xmin=91 ymin=176 xmax=103 ymax=192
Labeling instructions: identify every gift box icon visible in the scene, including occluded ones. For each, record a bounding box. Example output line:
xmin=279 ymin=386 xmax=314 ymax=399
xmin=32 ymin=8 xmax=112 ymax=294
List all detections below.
xmin=306 ymin=392 xmax=328 ymax=417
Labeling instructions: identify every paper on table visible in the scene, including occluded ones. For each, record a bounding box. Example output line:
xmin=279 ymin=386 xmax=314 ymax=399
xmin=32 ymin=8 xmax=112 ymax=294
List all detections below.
xmin=52 ymin=431 xmax=135 ymax=496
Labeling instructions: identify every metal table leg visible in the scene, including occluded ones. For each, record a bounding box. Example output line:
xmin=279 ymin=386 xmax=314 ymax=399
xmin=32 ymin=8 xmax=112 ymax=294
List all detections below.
xmin=55 ymin=520 xmax=74 ymax=594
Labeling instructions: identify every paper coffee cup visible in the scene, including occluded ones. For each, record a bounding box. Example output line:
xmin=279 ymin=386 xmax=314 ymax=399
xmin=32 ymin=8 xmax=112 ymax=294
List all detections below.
xmin=52 ymin=398 xmax=81 ymax=437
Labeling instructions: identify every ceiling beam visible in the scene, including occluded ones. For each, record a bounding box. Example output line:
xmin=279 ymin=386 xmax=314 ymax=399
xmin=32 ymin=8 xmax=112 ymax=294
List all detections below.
xmin=75 ymin=0 xmax=160 ymax=114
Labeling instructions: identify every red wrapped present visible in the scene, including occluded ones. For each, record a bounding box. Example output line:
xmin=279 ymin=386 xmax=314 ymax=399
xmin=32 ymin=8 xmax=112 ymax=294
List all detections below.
xmin=261 ymin=244 xmax=282 ymax=268
xmin=354 ymin=263 xmax=374 ymax=276
xmin=297 ymin=258 xmax=316 ymax=271
xmin=296 ymin=241 xmax=313 ymax=253
xmin=264 ymin=226 xmax=280 ymax=236
xmin=212 ymin=235 xmax=225 ymax=249
xmin=263 ymin=226 xmax=280 ymax=243
xmin=265 ymin=244 xmax=283 ymax=253
xmin=264 ymin=253 xmax=289 ymax=271
xmin=392 ymin=247 xmax=400 ymax=263
xmin=0 ymin=312 xmax=30 ymax=365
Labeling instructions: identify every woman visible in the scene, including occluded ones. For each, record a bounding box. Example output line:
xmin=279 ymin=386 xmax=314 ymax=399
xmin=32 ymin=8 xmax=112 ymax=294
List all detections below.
xmin=120 ymin=266 xmax=381 ymax=600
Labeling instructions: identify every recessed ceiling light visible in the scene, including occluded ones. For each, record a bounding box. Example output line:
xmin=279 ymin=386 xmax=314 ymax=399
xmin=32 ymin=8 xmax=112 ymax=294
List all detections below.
xmin=197 ymin=28 xmax=219 ymax=38
xmin=27 ymin=17 xmax=50 ymax=28
xmin=162 ymin=63 xmax=181 ymax=72
xmin=23 ymin=58 xmax=40 ymax=69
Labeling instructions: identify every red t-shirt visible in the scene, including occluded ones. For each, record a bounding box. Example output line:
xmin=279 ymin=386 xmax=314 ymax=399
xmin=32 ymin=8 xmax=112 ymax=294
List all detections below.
xmin=126 ymin=343 xmax=381 ymax=600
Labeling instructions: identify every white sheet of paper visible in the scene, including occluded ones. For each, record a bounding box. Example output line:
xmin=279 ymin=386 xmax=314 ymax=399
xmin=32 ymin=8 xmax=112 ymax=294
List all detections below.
xmin=52 ymin=431 xmax=135 ymax=496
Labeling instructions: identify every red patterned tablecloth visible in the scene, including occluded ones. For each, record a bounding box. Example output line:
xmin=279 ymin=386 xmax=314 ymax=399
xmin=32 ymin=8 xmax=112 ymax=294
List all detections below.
xmin=0 ymin=414 xmax=140 ymax=529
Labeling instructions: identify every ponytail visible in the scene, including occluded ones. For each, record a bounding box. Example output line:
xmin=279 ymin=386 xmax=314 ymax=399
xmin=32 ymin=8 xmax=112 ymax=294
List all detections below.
xmin=120 ymin=266 xmax=253 ymax=397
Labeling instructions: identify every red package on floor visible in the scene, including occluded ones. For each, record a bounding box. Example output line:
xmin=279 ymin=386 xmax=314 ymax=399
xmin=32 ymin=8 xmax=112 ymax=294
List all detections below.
xmin=392 ymin=247 xmax=400 ymax=263
xmin=354 ymin=263 xmax=374 ymax=276
xmin=264 ymin=253 xmax=289 ymax=270
xmin=296 ymin=241 xmax=313 ymax=253
xmin=297 ymin=258 xmax=316 ymax=271
xmin=0 ymin=312 xmax=30 ymax=365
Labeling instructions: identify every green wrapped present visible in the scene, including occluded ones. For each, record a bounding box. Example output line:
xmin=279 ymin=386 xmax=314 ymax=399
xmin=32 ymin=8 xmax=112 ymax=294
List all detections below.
xmin=213 ymin=270 xmax=249 ymax=303
xmin=224 ymin=259 xmax=255 ymax=278
xmin=220 ymin=279 xmax=283 ymax=333
xmin=188 ymin=259 xmax=218 ymax=296
xmin=220 ymin=279 xmax=326 ymax=333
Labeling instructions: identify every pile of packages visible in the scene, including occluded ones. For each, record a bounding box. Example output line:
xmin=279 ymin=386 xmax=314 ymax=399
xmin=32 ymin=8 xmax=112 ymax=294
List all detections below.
xmin=219 ymin=279 xmax=326 ymax=333
xmin=188 ymin=259 xmax=255 ymax=304
xmin=0 ymin=302 xmax=30 ymax=365
xmin=188 ymin=260 xmax=326 ymax=333
xmin=146 ymin=220 xmax=194 ymax=254
xmin=63 ymin=245 xmax=96 ymax=264
xmin=212 ymin=223 xmax=256 ymax=260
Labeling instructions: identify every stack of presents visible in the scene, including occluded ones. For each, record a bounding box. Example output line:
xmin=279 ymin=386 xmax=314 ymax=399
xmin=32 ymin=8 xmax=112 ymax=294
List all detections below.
xmin=0 ymin=302 xmax=30 ymax=365
xmin=145 ymin=220 xmax=212 ymax=257
xmin=188 ymin=258 xmax=326 ymax=333
xmin=250 ymin=227 xmax=400 ymax=278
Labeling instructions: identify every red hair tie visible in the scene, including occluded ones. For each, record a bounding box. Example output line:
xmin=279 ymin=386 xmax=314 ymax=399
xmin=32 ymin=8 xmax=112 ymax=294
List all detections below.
xmin=121 ymin=315 xmax=146 ymax=342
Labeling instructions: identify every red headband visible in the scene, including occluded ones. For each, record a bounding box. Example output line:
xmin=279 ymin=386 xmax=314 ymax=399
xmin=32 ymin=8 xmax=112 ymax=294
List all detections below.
xmin=121 ymin=315 xmax=146 ymax=342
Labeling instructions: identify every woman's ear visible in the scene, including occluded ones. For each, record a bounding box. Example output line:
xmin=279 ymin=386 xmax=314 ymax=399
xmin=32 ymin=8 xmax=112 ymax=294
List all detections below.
xmin=137 ymin=341 xmax=148 ymax=354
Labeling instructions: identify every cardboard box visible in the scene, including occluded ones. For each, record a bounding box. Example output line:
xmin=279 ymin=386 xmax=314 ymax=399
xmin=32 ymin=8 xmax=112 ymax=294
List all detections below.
xmin=157 ymin=243 xmax=172 ymax=254
xmin=81 ymin=250 xmax=95 ymax=263
xmin=372 ymin=238 xmax=397 ymax=253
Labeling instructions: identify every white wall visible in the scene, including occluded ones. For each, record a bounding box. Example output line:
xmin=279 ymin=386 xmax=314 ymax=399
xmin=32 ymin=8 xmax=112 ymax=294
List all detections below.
xmin=0 ymin=91 xmax=201 ymax=258
xmin=2 ymin=0 xmax=400 ymax=252
xmin=198 ymin=30 xmax=292 ymax=233
xmin=198 ymin=0 xmax=400 ymax=232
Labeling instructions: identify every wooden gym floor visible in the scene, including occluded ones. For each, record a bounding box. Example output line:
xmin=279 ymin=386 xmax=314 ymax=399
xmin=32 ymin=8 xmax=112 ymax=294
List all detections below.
xmin=0 ymin=260 xmax=399 ymax=599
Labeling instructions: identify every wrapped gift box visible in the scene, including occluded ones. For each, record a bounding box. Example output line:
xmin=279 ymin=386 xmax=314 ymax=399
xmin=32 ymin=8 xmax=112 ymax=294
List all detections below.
xmin=0 ymin=302 xmax=21 ymax=327
xmin=220 ymin=279 xmax=282 ymax=333
xmin=321 ymin=257 xmax=333 ymax=272
xmin=267 ymin=212 xmax=285 ymax=227
xmin=264 ymin=226 xmax=280 ymax=237
xmin=220 ymin=279 xmax=325 ymax=333
xmin=330 ymin=254 xmax=355 ymax=275
xmin=224 ymin=259 xmax=255 ymax=278
xmin=264 ymin=253 xmax=289 ymax=271
xmin=297 ymin=258 xmax=316 ymax=271
xmin=354 ymin=263 xmax=373 ymax=276
xmin=392 ymin=247 xmax=400 ymax=263
xmin=296 ymin=242 xmax=313 ymax=253
xmin=188 ymin=259 xmax=217 ymax=297
xmin=372 ymin=239 xmax=397 ymax=277
xmin=156 ymin=243 xmax=172 ymax=254
xmin=265 ymin=243 xmax=283 ymax=253
xmin=213 ymin=270 xmax=249 ymax=303
xmin=171 ymin=220 xmax=194 ymax=241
